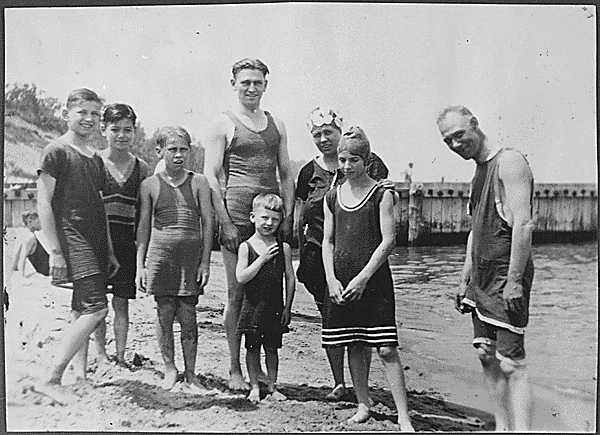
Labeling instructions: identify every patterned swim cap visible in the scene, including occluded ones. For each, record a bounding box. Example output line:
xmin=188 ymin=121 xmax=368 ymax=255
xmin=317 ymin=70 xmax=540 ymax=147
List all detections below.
xmin=307 ymin=106 xmax=344 ymax=131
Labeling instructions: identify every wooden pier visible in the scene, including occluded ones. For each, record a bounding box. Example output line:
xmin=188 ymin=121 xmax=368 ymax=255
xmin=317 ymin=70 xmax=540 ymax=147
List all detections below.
xmin=4 ymin=182 xmax=598 ymax=246
xmin=395 ymin=182 xmax=598 ymax=246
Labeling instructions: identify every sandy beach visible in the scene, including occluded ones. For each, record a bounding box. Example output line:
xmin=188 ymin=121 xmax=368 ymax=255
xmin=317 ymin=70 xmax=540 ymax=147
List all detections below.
xmin=3 ymin=227 xmax=596 ymax=432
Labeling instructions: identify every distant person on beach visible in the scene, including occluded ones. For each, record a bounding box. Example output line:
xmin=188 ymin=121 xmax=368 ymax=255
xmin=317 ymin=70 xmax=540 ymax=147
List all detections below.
xmin=12 ymin=209 xmax=50 ymax=279
xmin=34 ymin=88 xmax=120 ymax=405
xmin=136 ymin=126 xmax=214 ymax=393
xmin=322 ymin=126 xmax=413 ymax=430
xmin=437 ymin=105 xmax=535 ymax=431
xmin=204 ymin=58 xmax=295 ymax=390
xmin=296 ymin=106 xmax=393 ymax=401
xmin=94 ymin=103 xmax=149 ymax=368
xmin=235 ymin=193 xmax=295 ymax=403
xmin=403 ymin=162 xmax=413 ymax=183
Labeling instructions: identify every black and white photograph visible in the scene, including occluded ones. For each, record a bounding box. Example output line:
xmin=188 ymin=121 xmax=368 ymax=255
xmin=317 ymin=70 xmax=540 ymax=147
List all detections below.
xmin=3 ymin=2 xmax=597 ymax=432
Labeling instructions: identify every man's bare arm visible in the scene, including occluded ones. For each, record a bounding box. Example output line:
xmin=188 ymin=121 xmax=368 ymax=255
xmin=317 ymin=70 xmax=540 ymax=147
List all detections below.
xmin=274 ymin=117 xmax=295 ymax=241
xmin=499 ymin=150 xmax=534 ymax=312
xmin=204 ymin=115 xmax=239 ymax=252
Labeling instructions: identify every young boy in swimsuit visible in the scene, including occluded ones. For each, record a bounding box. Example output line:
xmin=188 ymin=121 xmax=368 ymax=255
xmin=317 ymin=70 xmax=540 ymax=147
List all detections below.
xmin=235 ymin=193 xmax=295 ymax=403
xmin=35 ymin=88 xmax=120 ymax=405
xmin=136 ymin=126 xmax=214 ymax=393
xmin=95 ymin=103 xmax=149 ymax=368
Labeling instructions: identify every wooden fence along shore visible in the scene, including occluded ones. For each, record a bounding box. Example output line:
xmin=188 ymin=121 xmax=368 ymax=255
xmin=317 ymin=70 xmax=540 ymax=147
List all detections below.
xmin=3 ymin=182 xmax=598 ymax=246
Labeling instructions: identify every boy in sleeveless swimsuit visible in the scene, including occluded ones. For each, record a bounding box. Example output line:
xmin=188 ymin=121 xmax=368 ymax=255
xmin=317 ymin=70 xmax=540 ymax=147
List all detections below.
xmin=322 ymin=126 xmax=413 ymax=430
xmin=136 ymin=126 xmax=214 ymax=394
xmin=235 ymin=193 xmax=295 ymax=403
xmin=95 ymin=103 xmax=149 ymax=368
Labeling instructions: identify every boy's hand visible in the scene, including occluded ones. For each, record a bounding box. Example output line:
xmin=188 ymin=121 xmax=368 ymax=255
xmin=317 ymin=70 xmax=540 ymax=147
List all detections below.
xmin=259 ymin=244 xmax=279 ymax=264
xmin=281 ymin=306 xmax=291 ymax=327
xmin=328 ymin=279 xmax=345 ymax=305
xmin=377 ymin=178 xmax=395 ymax=189
xmin=342 ymin=275 xmax=367 ymax=302
xmin=136 ymin=268 xmax=147 ymax=293
xmin=196 ymin=264 xmax=210 ymax=290
xmin=50 ymin=252 xmax=68 ymax=284
xmin=107 ymin=252 xmax=120 ymax=279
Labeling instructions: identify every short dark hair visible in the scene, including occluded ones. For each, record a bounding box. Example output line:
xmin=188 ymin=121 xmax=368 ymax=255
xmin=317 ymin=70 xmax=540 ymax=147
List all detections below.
xmin=22 ymin=209 xmax=38 ymax=225
xmin=156 ymin=126 xmax=192 ymax=149
xmin=66 ymin=88 xmax=103 ymax=109
xmin=102 ymin=103 xmax=137 ymax=126
xmin=436 ymin=106 xmax=474 ymax=124
xmin=231 ymin=58 xmax=269 ymax=79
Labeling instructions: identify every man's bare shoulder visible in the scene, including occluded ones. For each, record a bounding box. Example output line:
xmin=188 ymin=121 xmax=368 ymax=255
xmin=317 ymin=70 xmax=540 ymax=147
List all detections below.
xmin=498 ymin=149 xmax=533 ymax=183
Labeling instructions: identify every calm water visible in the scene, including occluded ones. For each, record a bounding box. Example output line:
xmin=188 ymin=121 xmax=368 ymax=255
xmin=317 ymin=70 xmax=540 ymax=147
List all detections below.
xmin=388 ymin=241 xmax=598 ymax=399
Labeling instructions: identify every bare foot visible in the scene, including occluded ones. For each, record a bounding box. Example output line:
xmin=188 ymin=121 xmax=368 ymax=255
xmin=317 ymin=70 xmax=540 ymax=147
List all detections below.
xmin=184 ymin=376 xmax=218 ymax=396
xmin=257 ymin=371 xmax=269 ymax=385
xmin=267 ymin=390 xmax=287 ymax=401
xmin=247 ymin=388 xmax=260 ymax=403
xmin=347 ymin=404 xmax=370 ymax=424
xmin=34 ymin=381 xmax=73 ymax=406
xmin=228 ymin=372 xmax=250 ymax=391
xmin=326 ymin=384 xmax=346 ymax=401
xmin=398 ymin=420 xmax=415 ymax=432
xmin=162 ymin=370 xmax=178 ymax=391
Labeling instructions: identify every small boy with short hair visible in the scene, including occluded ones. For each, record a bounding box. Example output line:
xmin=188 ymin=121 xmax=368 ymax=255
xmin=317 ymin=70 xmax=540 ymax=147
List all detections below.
xmin=35 ymin=88 xmax=120 ymax=405
xmin=235 ymin=193 xmax=295 ymax=403
xmin=136 ymin=126 xmax=213 ymax=393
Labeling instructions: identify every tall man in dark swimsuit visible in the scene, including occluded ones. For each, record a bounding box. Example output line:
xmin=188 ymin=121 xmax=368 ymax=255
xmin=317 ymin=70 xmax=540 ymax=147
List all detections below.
xmin=205 ymin=59 xmax=295 ymax=390
xmin=437 ymin=106 xmax=535 ymax=431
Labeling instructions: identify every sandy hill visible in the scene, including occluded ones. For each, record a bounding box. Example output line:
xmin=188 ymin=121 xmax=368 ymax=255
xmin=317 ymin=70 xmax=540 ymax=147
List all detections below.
xmin=4 ymin=114 xmax=61 ymax=180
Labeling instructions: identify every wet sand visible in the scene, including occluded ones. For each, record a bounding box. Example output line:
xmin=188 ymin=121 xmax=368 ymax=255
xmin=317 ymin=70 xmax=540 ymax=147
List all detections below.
xmin=3 ymin=227 xmax=596 ymax=432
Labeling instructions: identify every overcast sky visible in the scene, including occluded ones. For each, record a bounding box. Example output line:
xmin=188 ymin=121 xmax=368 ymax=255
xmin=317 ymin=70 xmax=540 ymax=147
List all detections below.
xmin=4 ymin=3 xmax=597 ymax=183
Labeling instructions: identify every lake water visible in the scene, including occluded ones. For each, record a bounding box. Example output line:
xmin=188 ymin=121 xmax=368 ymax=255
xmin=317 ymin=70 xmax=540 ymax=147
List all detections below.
xmin=388 ymin=241 xmax=598 ymax=401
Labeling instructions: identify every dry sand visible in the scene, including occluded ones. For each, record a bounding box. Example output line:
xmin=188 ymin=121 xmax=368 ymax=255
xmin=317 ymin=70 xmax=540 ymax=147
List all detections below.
xmin=3 ymin=228 xmax=595 ymax=432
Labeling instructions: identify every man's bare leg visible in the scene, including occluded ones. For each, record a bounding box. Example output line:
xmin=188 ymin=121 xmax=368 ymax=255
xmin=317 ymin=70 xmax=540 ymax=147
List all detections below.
xmin=222 ymin=247 xmax=249 ymax=390
xmin=502 ymin=360 xmax=533 ymax=431
xmin=477 ymin=345 xmax=511 ymax=431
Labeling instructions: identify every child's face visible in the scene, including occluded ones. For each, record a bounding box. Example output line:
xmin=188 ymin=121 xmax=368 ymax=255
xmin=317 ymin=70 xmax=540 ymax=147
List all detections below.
xmin=159 ymin=136 xmax=190 ymax=173
xmin=25 ymin=216 xmax=41 ymax=232
xmin=103 ymin=119 xmax=135 ymax=151
xmin=250 ymin=206 xmax=281 ymax=237
xmin=338 ymin=150 xmax=366 ymax=180
xmin=63 ymin=100 xmax=102 ymax=138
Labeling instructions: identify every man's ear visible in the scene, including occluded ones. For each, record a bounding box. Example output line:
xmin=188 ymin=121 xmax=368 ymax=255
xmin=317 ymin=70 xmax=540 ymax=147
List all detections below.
xmin=100 ymin=122 xmax=107 ymax=136
xmin=156 ymin=147 xmax=163 ymax=158
xmin=249 ymin=212 xmax=256 ymax=223
xmin=62 ymin=108 xmax=69 ymax=121
xmin=230 ymin=78 xmax=236 ymax=88
xmin=469 ymin=116 xmax=479 ymax=129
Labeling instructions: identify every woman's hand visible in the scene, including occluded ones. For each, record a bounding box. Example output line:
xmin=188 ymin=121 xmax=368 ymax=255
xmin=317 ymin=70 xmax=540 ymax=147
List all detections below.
xmin=135 ymin=268 xmax=148 ymax=293
xmin=50 ymin=251 xmax=68 ymax=285
xmin=342 ymin=275 xmax=368 ymax=302
xmin=328 ymin=278 xmax=345 ymax=305
xmin=196 ymin=263 xmax=210 ymax=290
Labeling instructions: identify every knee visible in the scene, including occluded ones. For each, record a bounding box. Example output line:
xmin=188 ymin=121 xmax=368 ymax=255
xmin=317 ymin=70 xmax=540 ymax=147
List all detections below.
xmin=376 ymin=346 xmax=396 ymax=361
xmin=475 ymin=343 xmax=495 ymax=365
xmin=499 ymin=357 xmax=527 ymax=377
